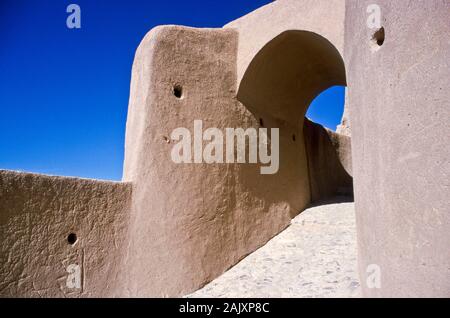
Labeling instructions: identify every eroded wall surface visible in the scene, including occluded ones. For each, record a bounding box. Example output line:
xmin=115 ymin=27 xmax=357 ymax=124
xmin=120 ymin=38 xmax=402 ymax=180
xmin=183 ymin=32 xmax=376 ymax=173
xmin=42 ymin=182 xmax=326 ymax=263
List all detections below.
xmin=345 ymin=0 xmax=450 ymax=297
xmin=0 ymin=170 xmax=132 ymax=297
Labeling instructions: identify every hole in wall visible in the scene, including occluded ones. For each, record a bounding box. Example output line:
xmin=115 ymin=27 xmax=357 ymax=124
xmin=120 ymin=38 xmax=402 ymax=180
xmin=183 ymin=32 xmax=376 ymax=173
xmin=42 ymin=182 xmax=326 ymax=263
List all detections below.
xmin=67 ymin=233 xmax=77 ymax=245
xmin=371 ymin=27 xmax=385 ymax=50
xmin=292 ymin=134 xmax=296 ymax=142
xmin=173 ymin=84 xmax=183 ymax=99
xmin=259 ymin=118 xmax=264 ymax=127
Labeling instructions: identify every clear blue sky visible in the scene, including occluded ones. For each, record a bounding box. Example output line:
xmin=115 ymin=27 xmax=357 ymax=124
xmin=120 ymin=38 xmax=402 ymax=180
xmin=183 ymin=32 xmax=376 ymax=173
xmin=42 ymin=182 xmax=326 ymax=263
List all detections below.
xmin=0 ymin=0 xmax=344 ymax=181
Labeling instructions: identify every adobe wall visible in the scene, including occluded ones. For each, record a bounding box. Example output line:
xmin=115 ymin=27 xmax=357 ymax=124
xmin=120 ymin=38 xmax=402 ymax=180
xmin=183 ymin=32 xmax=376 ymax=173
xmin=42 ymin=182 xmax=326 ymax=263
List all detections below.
xmin=121 ymin=25 xmax=306 ymax=297
xmin=0 ymin=170 xmax=132 ymax=297
xmin=122 ymin=26 xmax=255 ymax=297
xmin=345 ymin=0 xmax=450 ymax=297
xmin=304 ymin=119 xmax=353 ymax=202
xmin=120 ymin=0 xmax=349 ymax=297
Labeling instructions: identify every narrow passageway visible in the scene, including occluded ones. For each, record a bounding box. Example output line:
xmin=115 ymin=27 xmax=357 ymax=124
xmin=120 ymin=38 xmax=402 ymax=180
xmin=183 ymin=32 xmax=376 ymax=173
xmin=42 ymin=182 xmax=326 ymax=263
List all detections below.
xmin=188 ymin=198 xmax=360 ymax=298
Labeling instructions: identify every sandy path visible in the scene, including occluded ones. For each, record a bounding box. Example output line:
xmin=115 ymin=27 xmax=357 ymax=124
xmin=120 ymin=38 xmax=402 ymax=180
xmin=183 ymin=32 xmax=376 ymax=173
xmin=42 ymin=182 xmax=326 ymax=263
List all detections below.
xmin=188 ymin=199 xmax=360 ymax=298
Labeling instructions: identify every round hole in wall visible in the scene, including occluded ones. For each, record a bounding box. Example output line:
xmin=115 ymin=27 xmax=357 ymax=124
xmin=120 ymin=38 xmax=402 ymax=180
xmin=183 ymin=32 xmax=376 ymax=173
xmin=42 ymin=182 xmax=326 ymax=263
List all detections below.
xmin=67 ymin=233 xmax=77 ymax=245
xmin=173 ymin=84 xmax=183 ymax=99
xmin=372 ymin=27 xmax=385 ymax=47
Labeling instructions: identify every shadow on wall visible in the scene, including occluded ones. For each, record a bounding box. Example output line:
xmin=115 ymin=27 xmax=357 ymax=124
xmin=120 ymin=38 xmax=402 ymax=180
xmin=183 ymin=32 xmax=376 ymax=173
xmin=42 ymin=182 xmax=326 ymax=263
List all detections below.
xmin=304 ymin=118 xmax=353 ymax=203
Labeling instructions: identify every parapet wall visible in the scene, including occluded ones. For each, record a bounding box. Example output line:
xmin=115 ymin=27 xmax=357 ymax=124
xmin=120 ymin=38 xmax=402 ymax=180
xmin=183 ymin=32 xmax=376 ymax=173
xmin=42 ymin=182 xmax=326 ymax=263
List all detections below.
xmin=0 ymin=170 xmax=132 ymax=297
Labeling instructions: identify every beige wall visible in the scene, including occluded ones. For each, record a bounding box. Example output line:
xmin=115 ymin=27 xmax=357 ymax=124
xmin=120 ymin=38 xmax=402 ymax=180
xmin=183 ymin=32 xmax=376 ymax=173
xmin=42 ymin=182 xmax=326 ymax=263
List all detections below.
xmin=122 ymin=26 xmax=247 ymax=296
xmin=0 ymin=170 xmax=132 ymax=297
xmin=345 ymin=0 xmax=450 ymax=297
xmin=122 ymin=25 xmax=307 ymax=297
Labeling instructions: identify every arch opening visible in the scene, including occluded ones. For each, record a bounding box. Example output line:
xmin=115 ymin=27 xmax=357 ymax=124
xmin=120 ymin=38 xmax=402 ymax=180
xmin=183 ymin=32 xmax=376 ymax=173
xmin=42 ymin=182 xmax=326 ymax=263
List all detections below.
xmin=306 ymin=85 xmax=346 ymax=132
xmin=237 ymin=30 xmax=347 ymax=127
xmin=237 ymin=30 xmax=353 ymax=206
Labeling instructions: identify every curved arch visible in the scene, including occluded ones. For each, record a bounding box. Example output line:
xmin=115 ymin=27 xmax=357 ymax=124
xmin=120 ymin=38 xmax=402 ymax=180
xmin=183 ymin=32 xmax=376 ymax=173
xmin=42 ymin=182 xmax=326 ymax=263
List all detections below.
xmin=237 ymin=30 xmax=352 ymax=203
xmin=237 ymin=30 xmax=346 ymax=127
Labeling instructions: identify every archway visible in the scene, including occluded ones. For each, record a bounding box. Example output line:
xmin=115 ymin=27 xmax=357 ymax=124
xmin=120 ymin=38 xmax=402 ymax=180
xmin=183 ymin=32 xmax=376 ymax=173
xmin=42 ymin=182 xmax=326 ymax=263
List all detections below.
xmin=237 ymin=30 xmax=352 ymax=205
